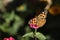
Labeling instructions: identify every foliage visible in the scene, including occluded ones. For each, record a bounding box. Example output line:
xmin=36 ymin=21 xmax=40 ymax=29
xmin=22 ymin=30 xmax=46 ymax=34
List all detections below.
xmin=0 ymin=11 xmax=24 ymax=34
xmin=22 ymin=32 xmax=46 ymax=40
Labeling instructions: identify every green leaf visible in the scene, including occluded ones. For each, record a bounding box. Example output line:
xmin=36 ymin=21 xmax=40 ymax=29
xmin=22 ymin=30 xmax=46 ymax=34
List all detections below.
xmin=36 ymin=32 xmax=46 ymax=40
xmin=8 ymin=11 xmax=15 ymax=20
xmin=22 ymin=32 xmax=34 ymax=38
xmin=1 ymin=11 xmax=15 ymax=25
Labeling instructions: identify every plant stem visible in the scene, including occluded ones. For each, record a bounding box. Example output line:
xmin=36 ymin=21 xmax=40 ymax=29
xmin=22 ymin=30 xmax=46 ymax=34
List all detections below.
xmin=35 ymin=29 xmax=37 ymax=40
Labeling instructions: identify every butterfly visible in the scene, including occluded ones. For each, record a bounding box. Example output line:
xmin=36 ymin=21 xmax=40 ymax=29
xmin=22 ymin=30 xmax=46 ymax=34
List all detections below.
xmin=28 ymin=11 xmax=47 ymax=28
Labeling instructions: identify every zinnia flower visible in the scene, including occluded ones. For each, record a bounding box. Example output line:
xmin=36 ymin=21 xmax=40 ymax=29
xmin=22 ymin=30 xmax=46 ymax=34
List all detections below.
xmin=28 ymin=18 xmax=39 ymax=29
xmin=29 ymin=23 xmax=39 ymax=29
xmin=3 ymin=36 xmax=15 ymax=40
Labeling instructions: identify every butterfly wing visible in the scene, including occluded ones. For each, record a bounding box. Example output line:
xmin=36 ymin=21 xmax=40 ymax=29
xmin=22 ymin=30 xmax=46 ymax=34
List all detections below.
xmin=28 ymin=12 xmax=46 ymax=28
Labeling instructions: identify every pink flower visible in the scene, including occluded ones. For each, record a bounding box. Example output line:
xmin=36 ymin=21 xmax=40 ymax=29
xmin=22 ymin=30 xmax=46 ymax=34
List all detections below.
xmin=3 ymin=37 xmax=15 ymax=40
xmin=29 ymin=23 xmax=39 ymax=29
xmin=9 ymin=37 xmax=15 ymax=40
xmin=3 ymin=38 xmax=9 ymax=40
xmin=28 ymin=18 xmax=39 ymax=29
